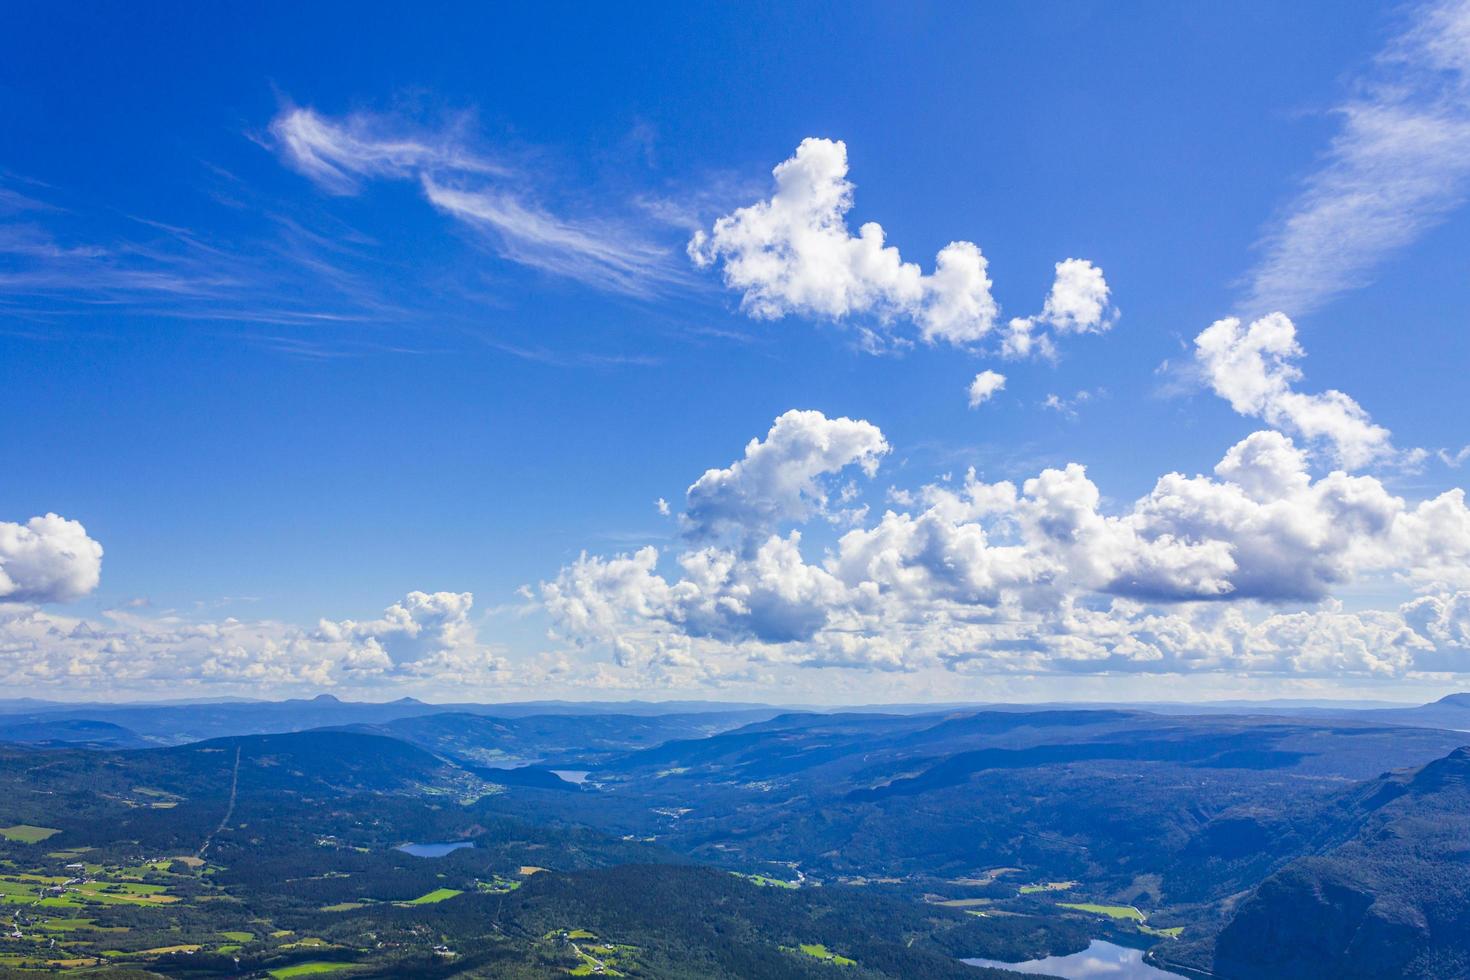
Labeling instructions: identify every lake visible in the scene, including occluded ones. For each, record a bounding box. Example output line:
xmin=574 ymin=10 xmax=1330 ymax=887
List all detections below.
xmin=962 ymin=940 xmax=1187 ymax=979
xmin=550 ymin=769 xmax=591 ymax=784
xmin=395 ymin=841 xmax=475 ymax=858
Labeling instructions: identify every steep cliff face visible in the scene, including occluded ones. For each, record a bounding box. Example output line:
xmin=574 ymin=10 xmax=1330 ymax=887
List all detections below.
xmin=1211 ymin=747 xmax=1470 ymax=979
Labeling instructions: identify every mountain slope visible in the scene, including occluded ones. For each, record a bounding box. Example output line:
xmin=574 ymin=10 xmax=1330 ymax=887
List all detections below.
xmin=1203 ymin=745 xmax=1470 ymax=979
xmin=369 ymin=709 xmax=774 ymax=766
xmin=0 ymin=717 xmax=148 ymax=748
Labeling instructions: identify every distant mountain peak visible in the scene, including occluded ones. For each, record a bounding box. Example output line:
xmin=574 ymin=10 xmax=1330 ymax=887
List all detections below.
xmin=310 ymin=693 xmax=342 ymax=703
xmin=1432 ymin=692 xmax=1470 ymax=708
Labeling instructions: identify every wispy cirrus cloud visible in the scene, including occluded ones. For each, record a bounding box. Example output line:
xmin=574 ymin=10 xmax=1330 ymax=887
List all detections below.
xmin=0 ymin=172 xmax=408 ymax=333
xmin=270 ymin=107 xmax=686 ymax=296
xmin=0 ymin=163 xmax=673 ymax=365
xmin=268 ymin=107 xmax=505 ymax=194
xmin=1244 ymin=0 xmax=1470 ymax=316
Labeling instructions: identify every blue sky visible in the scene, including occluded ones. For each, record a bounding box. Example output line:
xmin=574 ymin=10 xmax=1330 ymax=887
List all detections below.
xmin=4 ymin=1 xmax=1470 ymax=702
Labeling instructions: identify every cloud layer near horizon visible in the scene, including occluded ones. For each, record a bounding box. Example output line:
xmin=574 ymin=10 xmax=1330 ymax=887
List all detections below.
xmin=0 ymin=589 xmax=511 ymax=693
xmin=8 ymin=297 xmax=1469 ymax=695
xmin=540 ymin=385 xmax=1470 ymax=684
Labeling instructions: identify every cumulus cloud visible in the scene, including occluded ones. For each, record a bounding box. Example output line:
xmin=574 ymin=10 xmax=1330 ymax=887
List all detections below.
xmin=541 ymin=415 xmax=1470 ymax=680
xmin=968 ymin=370 xmax=1007 ymax=408
xmin=314 ymin=590 xmax=478 ymax=667
xmin=1194 ymin=312 xmax=1422 ymax=469
xmin=1244 ymin=0 xmax=1470 ymax=315
xmin=1042 ymin=258 xmax=1116 ymax=333
xmin=1400 ymin=591 xmax=1470 ymax=670
xmin=0 ymin=514 xmax=103 ymax=603
xmin=683 ymin=409 xmax=889 ymax=539
xmin=0 ymin=590 xmax=509 ymax=694
xmin=688 ymin=138 xmax=932 ymax=327
xmin=689 ymin=139 xmax=1112 ymax=351
xmin=1001 ymin=258 xmax=1117 ymax=360
xmin=270 ymin=106 xmax=679 ymax=295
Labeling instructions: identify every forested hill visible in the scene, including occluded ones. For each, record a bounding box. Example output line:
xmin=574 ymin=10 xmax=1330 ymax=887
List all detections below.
xmin=3 ymin=704 xmax=1469 ymax=977
xmin=1185 ymin=746 xmax=1470 ymax=979
xmin=0 ymin=696 xmax=782 ymax=747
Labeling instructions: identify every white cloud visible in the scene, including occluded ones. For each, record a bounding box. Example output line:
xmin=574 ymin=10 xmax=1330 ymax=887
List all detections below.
xmin=1042 ymin=258 xmax=1116 ymax=334
xmin=1000 ymin=317 xmax=1054 ymax=361
xmin=920 ymin=241 xmax=1000 ymax=344
xmin=683 ymin=409 xmax=889 ymax=539
xmin=1401 ymin=591 xmax=1470 ymax=670
xmin=1194 ymin=312 xmax=1422 ymax=469
xmin=269 ymin=107 xmax=503 ymax=195
xmin=689 ymin=138 xmax=1113 ymax=351
xmin=314 ymin=590 xmax=478 ymax=667
xmin=968 ymin=370 xmax=1007 ymax=408
xmin=0 ymin=514 xmax=103 ymax=604
xmin=1001 ymin=258 xmax=1117 ymax=360
xmin=419 ymin=179 xmax=675 ymax=295
xmin=676 ymin=532 xmax=848 ymax=644
xmin=1439 ymin=445 xmax=1470 ymax=467
xmin=541 ymin=415 xmax=1470 ymax=680
xmin=0 ymin=590 xmax=509 ymax=695
xmin=1244 ymin=0 xmax=1470 ymax=315
xmin=687 ymin=138 xmax=932 ymax=328
xmin=270 ymin=106 xmax=679 ymax=295
xmin=1040 ymin=388 xmax=1099 ymax=419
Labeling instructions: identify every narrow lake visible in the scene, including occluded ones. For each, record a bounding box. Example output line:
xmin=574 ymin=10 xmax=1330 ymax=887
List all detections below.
xmin=963 ymin=940 xmax=1186 ymax=979
xmin=550 ymin=769 xmax=590 ymax=784
xmin=396 ymin=841 xmax=475 ymax=858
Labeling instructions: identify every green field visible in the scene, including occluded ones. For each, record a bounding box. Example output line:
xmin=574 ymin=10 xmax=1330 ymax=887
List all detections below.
xmin=0 ymin=825 xmax=61 ymax=843
xmin=734 ymin=871 xmax=798 ymax=888
xmin=1 ymin=868 xmax=181 ymax=911
xmin=39 ymin=917 xmax=96 ymax=931
xmin=401 ymin=887 xmax=462 ymax=905
xmin=1057 ymin=902 xmax=1146 ymax=922
xmin=1020 ymin=880 xmax=1078 ymax=894
xmin=219 ymin=930 xmax=255 ymax=942
xmin=1141 ymin=924 xmax=1185 ymax=938
xmin=792 ymin=943 xmax=856 ymax=966
xmin=268 ymin=962 xmax=357 ymax=978
xmin=562 ymin=935 xmax=640 ymax=977
xmin=72 ymin=880 xmax=178 ymax=905
xmin=475 ymin=875 xmax=521 ymax=893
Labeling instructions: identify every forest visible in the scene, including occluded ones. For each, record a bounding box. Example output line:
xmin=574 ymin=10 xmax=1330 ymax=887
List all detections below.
xmin=1 ymin=698 xmax=1468 ymax=978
